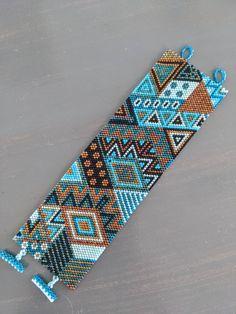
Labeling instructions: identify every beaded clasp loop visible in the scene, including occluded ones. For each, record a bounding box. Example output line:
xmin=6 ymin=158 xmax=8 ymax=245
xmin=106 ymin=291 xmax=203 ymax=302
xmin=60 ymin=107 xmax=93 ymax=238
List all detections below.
xmin=213 ymin=68 xmax=227 ymax=84
xmin=0 ymin=249 xmax=26 ymax=273
xmin=180 ymin=45 xmax=194 ymax=60
xmin=32 ymin=274 xmax=59 ymax=302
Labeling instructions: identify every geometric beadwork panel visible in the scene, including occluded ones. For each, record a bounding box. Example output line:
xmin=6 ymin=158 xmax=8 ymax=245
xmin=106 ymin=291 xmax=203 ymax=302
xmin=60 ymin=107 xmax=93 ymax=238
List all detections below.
xmin=13 ymin=49 xmax=228 ymax=289
xmin=61 ymin=206 xmax=109 ymax=247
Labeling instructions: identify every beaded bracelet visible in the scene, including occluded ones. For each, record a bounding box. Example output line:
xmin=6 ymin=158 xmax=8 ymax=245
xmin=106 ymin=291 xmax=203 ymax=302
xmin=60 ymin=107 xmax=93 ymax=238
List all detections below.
xmin=0 ymin=46 xmax=228 ymax=302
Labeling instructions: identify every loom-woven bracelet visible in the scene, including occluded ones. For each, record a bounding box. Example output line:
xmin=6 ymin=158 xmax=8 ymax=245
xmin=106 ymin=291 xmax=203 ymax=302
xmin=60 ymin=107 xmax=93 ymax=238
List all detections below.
xmin=0 ymin=46 xmax=228 ymax=302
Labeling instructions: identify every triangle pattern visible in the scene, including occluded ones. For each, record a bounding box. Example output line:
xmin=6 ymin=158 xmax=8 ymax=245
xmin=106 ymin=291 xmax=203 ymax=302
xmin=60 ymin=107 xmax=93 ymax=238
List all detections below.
xmin=182 ymin=112 xmax=200 ymax=128
xmin=168 ymin=113 xmax=185 ymax=127
xmin=45 ymin=190 xmax=59 ymax=205
xmin=154 ymin=64 xmax=176 ymax=85
xmin=62 ymin=191 xmax=76 ymax=206
xmin=159 ymin=110 xmax=176 ymax=126
xmin=61 ymin=162 xmax=82 ymax=183
xmin=176 ymin=64 xmax=202 ymax=82
xmin=179 ymin=82 xmax=213 ymax=114
xmin=28 ymin=228 xmax=49 ymax=242
xmin=145 ymin=110 xmax=161 ymax=126
xmin=165 ymin=129 xmax=195 ymax=156
xmin=133 ymin=74 xmax=157 ymax=97
xmin=78 ymin=193 xmax=94 ymax=208
xmin=150 ymin=61 xmax=185 ymax=95
xmin=114 ymin=103 xmax=128 ymax=118
xmin=133 ymin=108 xmax=149 ymax=125
xmin=173 ymin=134 xmax=185 ymax=146
xmin=110 ymin=98 xmax=138 ymax=125
xmin=193 ymin=114 xmax=207 ymax=129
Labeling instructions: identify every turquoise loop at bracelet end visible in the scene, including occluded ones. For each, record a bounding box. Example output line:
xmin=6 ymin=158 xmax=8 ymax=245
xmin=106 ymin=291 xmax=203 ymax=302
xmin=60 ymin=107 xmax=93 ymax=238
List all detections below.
xmin=213 ymin=68 xmax=227 ymax=84
xmin=180 ymin=45 xmax=194 ymax=60
xmin=180 ymin=46 xmax=227 ymax=84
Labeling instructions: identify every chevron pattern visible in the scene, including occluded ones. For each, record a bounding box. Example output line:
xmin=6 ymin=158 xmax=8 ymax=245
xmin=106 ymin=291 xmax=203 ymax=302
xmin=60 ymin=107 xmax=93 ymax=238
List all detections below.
xmin=13 ymin=49 xmax=228 ymax=289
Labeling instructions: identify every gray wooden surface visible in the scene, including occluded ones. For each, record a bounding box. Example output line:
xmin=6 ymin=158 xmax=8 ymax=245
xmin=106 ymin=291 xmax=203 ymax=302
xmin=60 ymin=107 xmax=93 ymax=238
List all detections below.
xmin=0 ymin=1 xmax=236 ymax=313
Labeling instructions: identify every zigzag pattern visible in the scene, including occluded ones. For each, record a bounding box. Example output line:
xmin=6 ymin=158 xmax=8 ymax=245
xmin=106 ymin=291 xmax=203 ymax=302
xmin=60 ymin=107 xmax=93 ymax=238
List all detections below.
xmin=14 ymin=49 xmax=228 ymax=289
xmin=99 ymin=137 xmax=162 ymax=189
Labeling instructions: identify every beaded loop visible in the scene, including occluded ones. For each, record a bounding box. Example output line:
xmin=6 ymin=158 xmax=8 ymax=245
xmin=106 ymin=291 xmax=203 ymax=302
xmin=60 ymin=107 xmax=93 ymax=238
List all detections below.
xmin=213 ymin=68 xmax=227 ymax=84
xmin=180 ymin=45 xmax=194 ymax=60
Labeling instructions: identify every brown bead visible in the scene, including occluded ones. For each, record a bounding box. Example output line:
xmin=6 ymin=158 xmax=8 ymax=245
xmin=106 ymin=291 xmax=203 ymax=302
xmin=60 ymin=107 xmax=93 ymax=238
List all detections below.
xmin=87 ymin=169 xmax=94 ymax=176
xmin=81 ymin=151 xmax=88 ymax=158
xmin=90 ymin=143 xmax=97 ymax=150
xmin=93 ymin=152 xmax=100 ymax=159
xmin=90 ymin=178 xmax=97 ymax=186
xmin=102 ymin=179 xmax=108 ymax=186
xmin=96 ymin=161 xmax=103 ymax=168
xmin=99 ymin=170 xmax=106 ymax=177
xmin=84 ymin=160 xmax=91 ymax=167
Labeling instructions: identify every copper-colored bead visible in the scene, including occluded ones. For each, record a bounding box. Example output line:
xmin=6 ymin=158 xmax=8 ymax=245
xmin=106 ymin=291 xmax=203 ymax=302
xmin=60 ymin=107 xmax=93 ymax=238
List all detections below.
xmin=93 ymin=152 xmax=100 ymax=159
xmin=102 ymin=179 xmax=108 ymax=186
xmin=96 ymin=161 xmax=103 ymax=168
xmin=90 ymin=178 xmax=97 ymax=186
xmin=99 ymin=170 xmax=106 ymax=177
xmin=84 ymin=160 xmax=91 ymax=167
xmin=87 ymin=169 xmax=94 ymax=176
xmin=90 ymin=143 xmax=97 ymax=150
xmin=81 ymin=151 xmax=88 ymax=158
